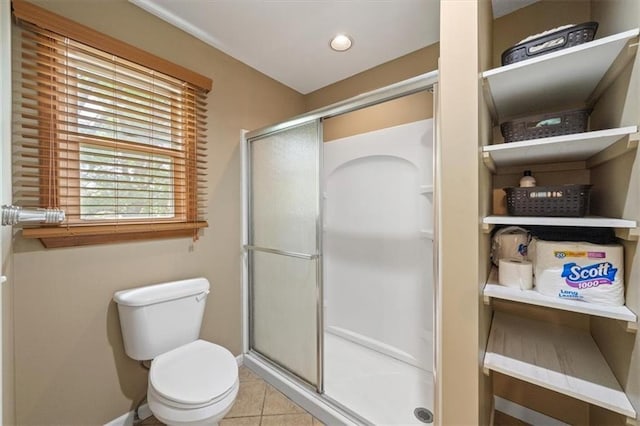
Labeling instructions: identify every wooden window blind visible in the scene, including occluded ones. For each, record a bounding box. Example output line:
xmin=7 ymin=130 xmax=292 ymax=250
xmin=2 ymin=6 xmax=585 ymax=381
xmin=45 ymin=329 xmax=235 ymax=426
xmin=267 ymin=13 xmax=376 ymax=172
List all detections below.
xmin=12 ymin=1 xmax=210 ymax=248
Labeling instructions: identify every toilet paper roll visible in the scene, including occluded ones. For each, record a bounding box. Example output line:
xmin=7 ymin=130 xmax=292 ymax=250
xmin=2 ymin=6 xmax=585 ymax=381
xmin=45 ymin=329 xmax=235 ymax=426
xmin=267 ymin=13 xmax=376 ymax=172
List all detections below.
xmin=499 ymin=258 xmax=533 ymax=290
xmin=496 ymin=233 xmax=528 ymax=262
xmin=491 ymin=227 xmax=529 ymax=266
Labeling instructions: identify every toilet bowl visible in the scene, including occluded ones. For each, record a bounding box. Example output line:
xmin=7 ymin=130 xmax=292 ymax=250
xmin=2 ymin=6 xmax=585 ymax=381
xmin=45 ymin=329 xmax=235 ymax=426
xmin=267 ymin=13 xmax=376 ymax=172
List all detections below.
xmin=113 ymin=279 xmax=240 ymax=426
xmin=147 ymin=340 xmax=239 ymax=426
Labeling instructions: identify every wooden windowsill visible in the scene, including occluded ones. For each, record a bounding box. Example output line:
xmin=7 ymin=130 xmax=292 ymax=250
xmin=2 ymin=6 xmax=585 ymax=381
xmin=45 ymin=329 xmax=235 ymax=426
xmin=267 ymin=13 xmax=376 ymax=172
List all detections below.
xmin=21 ymin=221 xmax=208 ymax=248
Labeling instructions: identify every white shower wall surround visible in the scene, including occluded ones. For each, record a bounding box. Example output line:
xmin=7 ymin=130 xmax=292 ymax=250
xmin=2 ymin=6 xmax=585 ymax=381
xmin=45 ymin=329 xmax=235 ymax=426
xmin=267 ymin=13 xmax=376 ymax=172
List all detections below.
xmin=323 ymin=118 xmax=434 ymax=423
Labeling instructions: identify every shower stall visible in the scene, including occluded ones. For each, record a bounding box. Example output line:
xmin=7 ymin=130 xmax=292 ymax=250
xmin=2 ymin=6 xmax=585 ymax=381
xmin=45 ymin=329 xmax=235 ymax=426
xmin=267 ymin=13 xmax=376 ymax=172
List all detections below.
xmin=242 ymin=71 xmax=438 ymax=425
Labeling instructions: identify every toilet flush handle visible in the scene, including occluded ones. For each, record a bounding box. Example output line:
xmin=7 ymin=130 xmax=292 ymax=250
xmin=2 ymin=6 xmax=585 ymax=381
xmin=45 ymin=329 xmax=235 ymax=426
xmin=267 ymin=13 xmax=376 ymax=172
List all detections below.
xmin=196 ymin=290 xmax=210 ymax=302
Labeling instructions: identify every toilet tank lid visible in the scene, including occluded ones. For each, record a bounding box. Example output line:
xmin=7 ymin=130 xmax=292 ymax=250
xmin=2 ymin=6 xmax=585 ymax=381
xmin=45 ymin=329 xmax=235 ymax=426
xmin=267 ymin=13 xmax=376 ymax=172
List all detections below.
xmin=113 ymin=278 xmax=210 ymax=307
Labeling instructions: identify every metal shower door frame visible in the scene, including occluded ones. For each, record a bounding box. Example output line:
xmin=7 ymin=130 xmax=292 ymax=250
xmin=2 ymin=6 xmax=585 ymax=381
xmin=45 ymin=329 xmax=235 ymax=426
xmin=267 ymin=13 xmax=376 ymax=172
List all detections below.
xmin=241 ymin=69 xmax=439 ymax=401
xmin=242 ymin=118 xmax=325 ymax=392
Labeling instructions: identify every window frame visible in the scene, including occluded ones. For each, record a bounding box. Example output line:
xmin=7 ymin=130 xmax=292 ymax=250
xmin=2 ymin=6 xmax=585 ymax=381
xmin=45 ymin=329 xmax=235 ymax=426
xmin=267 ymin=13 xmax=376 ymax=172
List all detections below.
xmin=13 ymin=0 xmax=211 ymax=248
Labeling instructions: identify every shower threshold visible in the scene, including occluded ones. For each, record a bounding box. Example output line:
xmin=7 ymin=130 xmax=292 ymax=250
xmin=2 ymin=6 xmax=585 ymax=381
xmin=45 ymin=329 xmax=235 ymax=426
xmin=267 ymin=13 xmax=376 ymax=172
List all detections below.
xmin=243 ymin=351 xmax=367 ymax=425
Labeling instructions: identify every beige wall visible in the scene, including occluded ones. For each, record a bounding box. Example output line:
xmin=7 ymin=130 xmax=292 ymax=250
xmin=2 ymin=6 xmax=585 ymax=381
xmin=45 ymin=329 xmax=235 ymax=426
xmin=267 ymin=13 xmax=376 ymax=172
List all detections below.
xmin=323 ymin=92 xmax=434 ymax=143
xmin=478 ymin=1 xmax=494 ymax=424
xmin=317 ymin=44 xmax=439 ymax=143
xmin=305 ymin=44 xmax=439 ymax=111
xmin=493 ymin=372 xmax=590 ymax=425
xmin=437 ymin=0 xmax=485 ymax=423
xmin=10 ymin=1 xmax=305 ymax=424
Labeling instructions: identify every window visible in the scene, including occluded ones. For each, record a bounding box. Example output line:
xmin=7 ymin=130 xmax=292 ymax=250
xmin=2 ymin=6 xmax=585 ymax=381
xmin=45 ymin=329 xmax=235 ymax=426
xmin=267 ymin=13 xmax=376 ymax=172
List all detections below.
xmin=12 ymin=0 xmax=211 ymax=247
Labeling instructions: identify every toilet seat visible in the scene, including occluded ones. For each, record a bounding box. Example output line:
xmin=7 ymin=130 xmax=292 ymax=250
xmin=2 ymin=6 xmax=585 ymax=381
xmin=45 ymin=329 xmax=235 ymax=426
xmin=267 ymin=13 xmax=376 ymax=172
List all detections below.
xmin=148 ymin=380 xmax=239 ymax=426
xmin=149 ymin=379 xmax=238 ymax=410
xmin=149 ymin=339 xmax=238 ymax=408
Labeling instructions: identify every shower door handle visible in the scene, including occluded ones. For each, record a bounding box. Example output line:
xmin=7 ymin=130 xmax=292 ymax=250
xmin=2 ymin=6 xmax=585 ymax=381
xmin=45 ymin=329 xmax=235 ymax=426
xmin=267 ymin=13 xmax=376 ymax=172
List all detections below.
xmin=244 ymin=245 xmax=319 ymax=260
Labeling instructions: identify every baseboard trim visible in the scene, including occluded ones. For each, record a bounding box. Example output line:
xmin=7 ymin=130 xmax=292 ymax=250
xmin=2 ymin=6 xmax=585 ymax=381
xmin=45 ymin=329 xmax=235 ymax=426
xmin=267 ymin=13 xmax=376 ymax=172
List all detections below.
xmin=236 ymin=353 xmax=244 ymax=366
xmin=494 ymin=396 xmax=569 ymax=426
xmin=104 ymin=403 xmax=152 ymax=426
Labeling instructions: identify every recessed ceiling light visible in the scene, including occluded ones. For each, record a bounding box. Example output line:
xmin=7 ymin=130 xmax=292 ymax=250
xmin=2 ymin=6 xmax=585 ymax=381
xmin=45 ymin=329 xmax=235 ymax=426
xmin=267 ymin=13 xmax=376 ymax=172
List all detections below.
xmin=330 ymin=34 xmax=352 ymax=52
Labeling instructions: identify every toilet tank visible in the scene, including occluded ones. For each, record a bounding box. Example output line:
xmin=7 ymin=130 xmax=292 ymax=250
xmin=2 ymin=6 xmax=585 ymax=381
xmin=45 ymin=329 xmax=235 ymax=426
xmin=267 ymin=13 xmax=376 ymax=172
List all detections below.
xmin=113 ymin=278 xmax=210 ymax=360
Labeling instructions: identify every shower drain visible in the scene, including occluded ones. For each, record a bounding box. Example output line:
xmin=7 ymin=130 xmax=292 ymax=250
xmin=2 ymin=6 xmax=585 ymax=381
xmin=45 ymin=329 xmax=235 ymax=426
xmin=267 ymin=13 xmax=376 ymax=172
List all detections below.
xmin=414 ymin=407 xmax=434 ymax=424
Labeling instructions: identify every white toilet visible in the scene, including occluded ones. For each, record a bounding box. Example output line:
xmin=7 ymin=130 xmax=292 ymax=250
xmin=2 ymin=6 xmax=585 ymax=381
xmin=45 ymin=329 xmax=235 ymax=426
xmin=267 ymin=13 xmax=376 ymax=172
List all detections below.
xmin=114 ymin=278 xmax=239 ymax=426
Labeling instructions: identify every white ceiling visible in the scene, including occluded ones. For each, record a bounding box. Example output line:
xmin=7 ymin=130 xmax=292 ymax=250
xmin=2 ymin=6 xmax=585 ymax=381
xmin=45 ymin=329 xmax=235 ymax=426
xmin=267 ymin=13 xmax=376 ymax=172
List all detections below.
xmin=130 ymin=0 xmax=539 ymax=95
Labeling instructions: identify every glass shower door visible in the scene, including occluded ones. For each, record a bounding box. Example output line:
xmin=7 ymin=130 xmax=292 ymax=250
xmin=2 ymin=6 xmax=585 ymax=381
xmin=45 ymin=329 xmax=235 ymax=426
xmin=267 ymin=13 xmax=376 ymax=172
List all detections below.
xmin=246 ymin=119 xmax=322 ymax=389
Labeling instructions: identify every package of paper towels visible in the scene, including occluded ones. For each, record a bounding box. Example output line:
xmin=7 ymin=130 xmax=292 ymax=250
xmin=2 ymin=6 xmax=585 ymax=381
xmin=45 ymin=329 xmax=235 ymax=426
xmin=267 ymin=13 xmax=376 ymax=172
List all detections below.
xmin=531 ymin=238 xmax=625 ymax=306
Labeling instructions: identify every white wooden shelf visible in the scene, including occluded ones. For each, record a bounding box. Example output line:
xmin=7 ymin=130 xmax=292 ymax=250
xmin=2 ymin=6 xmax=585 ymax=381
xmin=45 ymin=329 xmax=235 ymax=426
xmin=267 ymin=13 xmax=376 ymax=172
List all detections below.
xmin=483 ymin=267 xmax=637 ymax=325
xmin=483 ymin=28 xmax=639 ymax=120
xmin=484 ymin=311 xmax=637 ymax=419
xmin=482 ymin=126 xmax=638 ymax=170
xmin=483 ymin=215 xmax=637 ymax=231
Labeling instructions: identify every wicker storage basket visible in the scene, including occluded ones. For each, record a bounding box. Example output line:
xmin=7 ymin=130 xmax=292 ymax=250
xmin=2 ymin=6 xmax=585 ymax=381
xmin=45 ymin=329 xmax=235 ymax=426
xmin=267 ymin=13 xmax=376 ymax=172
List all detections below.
xmin=526 ymin=226 xmax=616 ymax=245
xmin=500 ymin=108 xmax=590 ymax=143
xmin=502 ymin=22 xmax=598 ymax=65
xmin=504 ymin=185 xmax=591 ymax=217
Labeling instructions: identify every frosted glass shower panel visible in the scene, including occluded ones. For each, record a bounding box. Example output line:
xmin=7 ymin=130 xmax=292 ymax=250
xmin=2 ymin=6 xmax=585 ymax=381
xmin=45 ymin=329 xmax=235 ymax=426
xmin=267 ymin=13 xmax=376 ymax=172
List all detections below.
xmin=252 ymin=251 xmax=318 ymax=385
xmin=250 ymin=121 xmax=319 ymax=254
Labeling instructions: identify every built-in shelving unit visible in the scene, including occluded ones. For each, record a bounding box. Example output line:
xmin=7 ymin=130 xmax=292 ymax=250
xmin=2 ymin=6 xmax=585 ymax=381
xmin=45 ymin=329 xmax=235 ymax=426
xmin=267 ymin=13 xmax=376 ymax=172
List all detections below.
xmin=482 ymin=28 xmax=639 ymax=120
xmin=482 ymin=126 xmax=638 ymax=170
xmin=482 ymin=24 xmax=640 ymax=422
xmin=484 ymin=312 xmax=637 ymax=420
xmin=483 ymin=267 xmax=637 ymax=326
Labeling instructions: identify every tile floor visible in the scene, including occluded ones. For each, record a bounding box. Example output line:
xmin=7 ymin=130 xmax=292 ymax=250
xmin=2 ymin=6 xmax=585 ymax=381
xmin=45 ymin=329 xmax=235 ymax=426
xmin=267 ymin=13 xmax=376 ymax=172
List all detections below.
xmin=141 ymin=366 xmax=325 ymax=426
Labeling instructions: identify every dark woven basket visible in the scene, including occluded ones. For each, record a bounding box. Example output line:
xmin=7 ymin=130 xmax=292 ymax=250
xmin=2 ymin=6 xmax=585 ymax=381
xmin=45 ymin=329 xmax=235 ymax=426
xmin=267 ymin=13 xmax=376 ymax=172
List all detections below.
xmin=502 ymin=22 xmax=598 ymax=65
xmin=504 ymin=185 xmax=591 ymax=217
xmin=526 ymin=226 xmax=616 ymax=244
xmin=500 ymin=108 xmax=590 ymax=143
